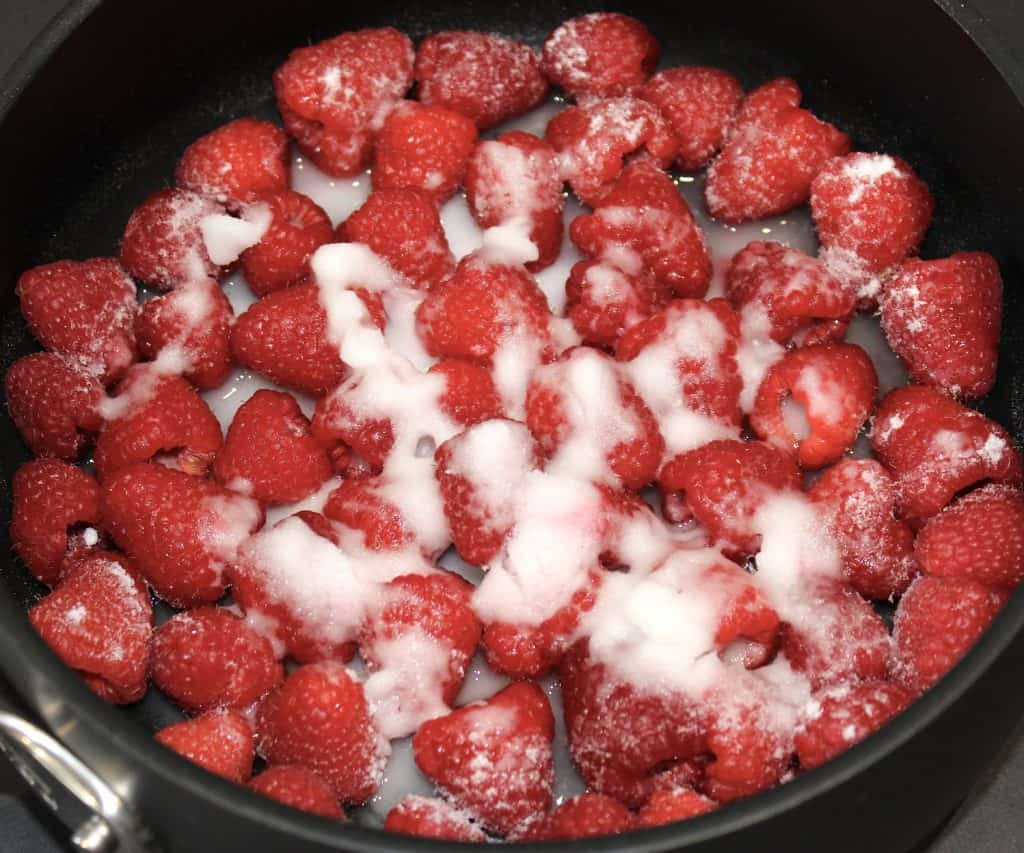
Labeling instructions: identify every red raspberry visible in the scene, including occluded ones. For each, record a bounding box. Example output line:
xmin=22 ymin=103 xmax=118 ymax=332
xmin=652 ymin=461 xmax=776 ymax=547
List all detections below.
xmin=338 ymin=188 xmax=454 ymax=290
xmin=175 ymin=118 xmax=289 ymax=207
xmin=415 ymin=31 xmax=548 ymax=130
xmin=519 ymin=792 xmax=633 ymax=841
xmin=915 ymin=484 xmax=1024 ymax=589
xmin=248 ymin=766 xmax=344 ymax=820
xmin=17 ymin=258 xmax=138 ymax=383
xmin=546 ymin=98 xmax=678 ymax=207
xmin=412 ymin=682 xmax=555 ymax=836
xmin=415 ymin=253 xmax=555 ymax=364
xmin=570 ymin=162 xmax=712 ymax=298
xmin=725 ymin=241 xmax=854 ymax=346
xmin=565 ymin=259 xmax=669 ymax=349
xmin=29 ymin=551 xmax=151 ymax=703
xmin=465 ymin=132 xmax=564 ymax=273
xmin=871 ymin=385 xmax=1023 ymax=524
xmin=880 ymin=252 xmax=1001 ymax=400
xmin=541 ymin=13 xmax=659 ymax=100
xmin=809 ymin=459 xmax=918 ymax=600
xmin=892 ymin=575 xmax=1008 ymax=692
xmin=794 ymin=680 xmax=914 ymax=771
xmin=635 ymin=789 xmax=717 ymax=827
xmin=703 ymin=700 xmax=793 ymax=802
xmin=11 ymin=460 xmax=102 ymax=586
xmin=93 ymin=372 xmax=223 ymax=481
xmin=384 ymin=796 xmax=485 ymax=842
xmin=101 ymin=462 xmax=263 ymax=607
xmin=525 ymin=347 xmax=664 ymax=489
xmin=135 ymin=277 xmax=235 ymax=390
xmin=239 ymin=190 xmax=334 ymax=297
xmin=213 ymin=389 xmax=331 ymax=504
xmin=256 ymin=661 xmax=388 ymax=803
xmin=273 ymin=28 xmax=414 ymax=177
xmin=372 ymin=101 xmax=478 ymax=202
xmin=155 ymin=709 xmax=254 ymax=783
xmin=705 ymin=78 xmax=851 ymax=223
xmin=322 ymin=476 xmax=418 ymax=552
xmin=151 ymin=607 xmax=283 ymax=714
xmin=750 ymin=343 xmax=878 ymax=469
xmin=4 ymin=354 xmax=103 ymax=460
xmin=231 ymin=281 xmax=385 ymax=397
xmin=703 ymin=559 xmax=782 ymax=668
xmin=811 ymin=152 xmax=934 ymax=304
xmin=658 ymin=440 xmax=801 ymax=556
xmin=120 ymin=188 xmax=224 ymax=290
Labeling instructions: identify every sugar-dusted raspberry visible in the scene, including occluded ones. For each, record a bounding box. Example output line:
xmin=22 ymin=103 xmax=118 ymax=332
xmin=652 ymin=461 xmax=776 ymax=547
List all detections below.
xmin=372 ymin=101 xmax=478 ymax=202
xmin=570 ymin=161 xmax=712 ymax=298
xmin=240 ymin=190 xmax=334 ymax=297
xmin=702 ymin=697 xmax=793 ymax=802
xmin=29 ymin=551 xmax=151 ymax=704
xmin=4 ymin=353 xmax=104 ymax=460
xmin=706 ymin=78 xmax=851 ymax=223
xmin=273 ymin=28 xmax=414 ymax=177
xmin=880 ymin=252 xmax=1001 ymax=400
xmin=156 ymin=709 xmax=254 ymax=783
xmin=415 ymin=31 xmax=548 ymax=130
xmin=541 ymin=13 xmax=659 ymax=100
xmin=248 ymin=766 xmax=345 ymax=820
xmin=519 ymin=792 xmax=633 ymax=841
xmin=547 ymin=98 xmax=678 ymax=207
xmin=101 ymin=462 xmax=263 ymax=607
xmin=635 ymin=788 xmax=717 ymax=827
xmin=640 ymin=66 xmax=744 ymax=170
xmin=176 ymin=118 xmax=289 ymax=207
xmin=565 ymin=259 xmax=669 ymax=349
xmin=384 ymin=796 xmax=485 ymax=842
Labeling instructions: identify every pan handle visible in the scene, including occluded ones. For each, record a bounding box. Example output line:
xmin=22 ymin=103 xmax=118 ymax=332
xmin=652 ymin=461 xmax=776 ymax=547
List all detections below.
xmin=0 ymin=694 xmax=158 ymax=852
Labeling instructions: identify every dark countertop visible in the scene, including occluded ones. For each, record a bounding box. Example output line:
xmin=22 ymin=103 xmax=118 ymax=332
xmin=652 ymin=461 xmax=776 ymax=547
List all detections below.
xmin=1 ymin=1 xmax=1023 ymax=851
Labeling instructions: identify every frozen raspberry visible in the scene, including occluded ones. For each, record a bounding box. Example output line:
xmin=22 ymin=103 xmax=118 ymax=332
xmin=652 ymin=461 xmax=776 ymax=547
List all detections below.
xmin=213 ymin=389 xmax=331 ymax=504
xmin=4 ymin=353 xmax=103 ymax=460
xmin=93 ymin=372 xmax=223 ymax=482
xmin=29 ymin=551 xmax=151 ymax=704
xmin=915 ymin=484 xmax=1024 ymax=589
xmin=658 ymin=440 xmax=801 ymax=556
xmin=546 ymin=98 xmax=678 ymax=207
xmin=751 ymin=343 xmax=877 ymax=469
xmin=809 ymin=459 xmax=918 ymax=600
xmin=415 ymin=31 xmax=548 ymax=129
xmin=465 ymin=132 xmax=563 ymax=273
xmin=101 ymin=462 xmax=263 ymax=607
xmin=372 ymin=101 xmax=478 ymax=202
xmin=155 ymin=709 xmax=254 ymax=783
xmin=871 ymin=385 xmax=1023 ymax=524
xmin=541 ymin=13 xmax=659 ymax=100
xmin=880 ymin=252 xmax=1001 ymax=400
xmin=176 ymin=118 xmax=289 ymax=207
xmin=706 ymin=78 xmax=851 ymax=223
xmin=135 ymin=277 xmax=235 ymax=390
xmin=151 ymin=607 xmax=283 ymax=714
xmin=565 ymin=259 xmax=669 ymax=349
xmin=519 ymin=792 xmax=633 ymax=841
xmin=892 ymin=575 xmax=1008 ymax=692
xmin=120 ymin=188 xmax=224 ymax=290
xmin=413 ymin=682 xmax=554 ymax=836
xmin=640 ymin=66 xmax=743 ymax=170
xmin=570 ymin=162 xmax=712 ymax=298
xmin=725 ymin=241 xmax=854 ymax=346
xmin=794 ymin=680 xmax=914 ymax=771
xmin=239 ymin=190 xmax=334 ymax=297
xmin=11 ymin=460 xmax=102 ymax=586
xmin=635 ymin=789 xmax=717 ymax=827
xmin=248 ymin=766 xmax=344 ymax=820
xmin=256 ymin=662 xmax=388 ymax=803
xmin=338 ymin=188 xmax=454 ymax=290
xmin=384 ymin=796 xmax=485 ymax=842
xmin=811 ymin=152 xmax=934 ymax=303
xmin=273 ymin=28 xmax=414 ymax=177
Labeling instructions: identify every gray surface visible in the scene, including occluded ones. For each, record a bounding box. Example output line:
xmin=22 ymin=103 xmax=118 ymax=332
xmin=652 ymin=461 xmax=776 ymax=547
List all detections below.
xmin=0 ymin=0 xmax=1023 ymax=851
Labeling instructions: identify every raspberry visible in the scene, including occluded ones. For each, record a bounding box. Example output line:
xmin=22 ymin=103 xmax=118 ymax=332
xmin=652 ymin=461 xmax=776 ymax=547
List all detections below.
xmin=415 ymin=31 xmax=548 ymax=130
xmin=880 ymin=252 xmax=1001 ymax=400
xmin=384 ymin=796 xmax=486 ymax=842
xmin=248 ymin=766 xmax=344 ymax=819
xmin=175 ymin=118 xmax=289 ymax=207
xmin=570 ymin=161 xmax=712 ymax=298
xmin=635 ymin=789 xmax=717 ymax=827
xmin=155 ymin=709 xmax=254 ymax=783
xmin=541 ymin=13 xmax=659 ymax=100
xmin=322 ymin=476 xmax=418 ymax=552
xmin=519 ymin=792 xmax=633 ymax=841
xmin=565 ymin=259 xmax=669 ymax=349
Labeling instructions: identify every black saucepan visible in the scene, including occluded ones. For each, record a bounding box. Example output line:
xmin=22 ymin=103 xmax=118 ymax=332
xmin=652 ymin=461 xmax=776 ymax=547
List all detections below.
xmin=1 ymin=1 xmax=1024 ymax=851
